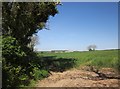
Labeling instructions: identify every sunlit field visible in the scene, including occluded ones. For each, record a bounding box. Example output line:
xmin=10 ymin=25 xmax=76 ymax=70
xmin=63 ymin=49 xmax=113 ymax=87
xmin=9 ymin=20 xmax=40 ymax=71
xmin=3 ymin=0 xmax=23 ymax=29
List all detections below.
xmin=38 ymin=49 xmax=119 ymax=70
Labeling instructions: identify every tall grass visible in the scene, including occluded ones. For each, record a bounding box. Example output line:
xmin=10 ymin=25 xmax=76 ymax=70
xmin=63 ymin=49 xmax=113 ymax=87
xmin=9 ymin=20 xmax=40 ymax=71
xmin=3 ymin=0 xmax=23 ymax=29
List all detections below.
xmin=38 ymin=49 xmax=119 ymax=70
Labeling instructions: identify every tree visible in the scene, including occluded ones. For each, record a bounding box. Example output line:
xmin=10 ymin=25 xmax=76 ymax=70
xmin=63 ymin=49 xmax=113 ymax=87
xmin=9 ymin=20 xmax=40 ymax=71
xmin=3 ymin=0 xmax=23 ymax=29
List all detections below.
xmin=27 ymin=34 xmax=39 ymax=51
xmin=87 ymin=45 xmax=97 ymax=51
xmin=2 ymin=2 xmax=58 ymax=46
xmin=2 ymin=2 xmax=60 ymax=87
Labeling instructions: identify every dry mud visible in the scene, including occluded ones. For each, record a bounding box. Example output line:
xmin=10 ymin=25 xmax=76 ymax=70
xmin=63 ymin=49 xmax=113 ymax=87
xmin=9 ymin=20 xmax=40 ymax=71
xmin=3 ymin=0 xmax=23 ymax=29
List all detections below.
xmin=36 ymin=68 xmax=120 ymax=87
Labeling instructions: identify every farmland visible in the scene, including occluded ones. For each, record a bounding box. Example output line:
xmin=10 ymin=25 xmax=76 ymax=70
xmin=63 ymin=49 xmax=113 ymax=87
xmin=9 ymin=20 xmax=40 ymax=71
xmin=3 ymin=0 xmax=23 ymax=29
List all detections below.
xmin=38 ymin=49 xmax=119 ymax=70
xmin=35 ymin=49 xmax=120 ymax=87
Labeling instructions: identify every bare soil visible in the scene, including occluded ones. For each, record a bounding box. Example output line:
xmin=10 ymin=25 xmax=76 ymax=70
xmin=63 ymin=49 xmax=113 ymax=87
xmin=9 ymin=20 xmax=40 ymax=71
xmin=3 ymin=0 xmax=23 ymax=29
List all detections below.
xmin=36 ymin=67 xmax=120 ymax=87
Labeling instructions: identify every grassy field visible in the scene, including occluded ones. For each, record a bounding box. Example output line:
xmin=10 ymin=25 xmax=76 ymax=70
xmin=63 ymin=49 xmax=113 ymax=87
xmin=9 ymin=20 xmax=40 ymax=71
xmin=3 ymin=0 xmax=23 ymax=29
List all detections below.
xmin=37 ymin=49 xmax=119 ymax=70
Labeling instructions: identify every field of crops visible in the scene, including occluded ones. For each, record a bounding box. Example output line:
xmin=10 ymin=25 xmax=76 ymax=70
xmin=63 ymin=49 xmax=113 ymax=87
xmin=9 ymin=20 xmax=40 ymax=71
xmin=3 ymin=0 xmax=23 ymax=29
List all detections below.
xmin=38 ymin=49 xmax=119 ymax=70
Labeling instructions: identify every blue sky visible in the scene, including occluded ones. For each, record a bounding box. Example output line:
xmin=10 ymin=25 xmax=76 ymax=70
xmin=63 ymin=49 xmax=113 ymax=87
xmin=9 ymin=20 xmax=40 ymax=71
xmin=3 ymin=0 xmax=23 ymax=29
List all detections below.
xmin=35 ymin=2 xmax=118 ymax=51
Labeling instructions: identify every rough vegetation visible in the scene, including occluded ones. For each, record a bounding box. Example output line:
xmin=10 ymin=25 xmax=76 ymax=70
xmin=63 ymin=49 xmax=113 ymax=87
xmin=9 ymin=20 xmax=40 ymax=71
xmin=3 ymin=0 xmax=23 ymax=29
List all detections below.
xmin=2 ymin=2 xmax=59 ymax=87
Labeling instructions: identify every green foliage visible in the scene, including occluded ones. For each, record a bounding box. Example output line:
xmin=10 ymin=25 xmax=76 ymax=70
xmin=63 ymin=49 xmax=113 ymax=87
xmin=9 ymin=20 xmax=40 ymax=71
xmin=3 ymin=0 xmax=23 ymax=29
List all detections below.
xmin=32 ymin=67 xmax=48 ymax=80
xmin=2 ymin=36 xmax=26 ymax=60
xmin=2 ymin=36 xmax=27 ymax=87
xmin=2 ymin=36 xmax=50 ymax=87
xmin=2 ymin=2 xmax=59 ymax=87
xmin=2 ymin=2 xmax=58 ymax=46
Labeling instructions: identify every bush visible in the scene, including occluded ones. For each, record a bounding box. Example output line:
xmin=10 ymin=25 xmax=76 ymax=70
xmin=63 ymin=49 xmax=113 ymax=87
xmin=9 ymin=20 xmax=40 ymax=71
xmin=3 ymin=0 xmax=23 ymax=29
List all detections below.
xmin=32 ymin=67 xmax=49 ymax=80
xmin=2 ymin=36 xmax=51 ymax=87
xmin=2 ymin=36 xmax=49 ymax=87
xmin=2 ymin=36 xmax=26 ymax=87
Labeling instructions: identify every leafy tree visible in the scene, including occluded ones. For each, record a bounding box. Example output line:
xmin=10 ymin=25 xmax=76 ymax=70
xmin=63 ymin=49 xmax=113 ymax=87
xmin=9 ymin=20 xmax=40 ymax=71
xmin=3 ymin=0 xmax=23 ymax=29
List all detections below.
xmin=2 ymin=2 xmax=58 ymax=46
xmin=2 ymin=2 xmax=60 ymax=87
xmin=87 ymin=45 xmax=97 ymax=51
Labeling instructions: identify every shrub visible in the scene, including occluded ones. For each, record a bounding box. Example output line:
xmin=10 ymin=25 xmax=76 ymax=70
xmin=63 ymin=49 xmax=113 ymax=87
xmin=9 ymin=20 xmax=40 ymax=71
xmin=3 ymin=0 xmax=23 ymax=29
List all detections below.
xmin=32 ymin=67 xmax=49 ymax=80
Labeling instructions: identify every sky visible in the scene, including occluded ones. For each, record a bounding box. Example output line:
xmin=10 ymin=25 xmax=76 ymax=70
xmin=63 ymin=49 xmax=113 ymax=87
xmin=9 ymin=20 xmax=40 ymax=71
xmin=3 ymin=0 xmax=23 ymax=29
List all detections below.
xmin=35 ymin=2 xmax=118 ymax=51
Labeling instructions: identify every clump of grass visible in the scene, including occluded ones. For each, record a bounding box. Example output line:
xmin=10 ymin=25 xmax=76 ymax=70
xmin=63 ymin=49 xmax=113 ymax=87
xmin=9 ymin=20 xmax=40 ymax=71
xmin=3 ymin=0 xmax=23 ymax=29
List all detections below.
xmin=90 ymin=57 xmax=118 ymax=69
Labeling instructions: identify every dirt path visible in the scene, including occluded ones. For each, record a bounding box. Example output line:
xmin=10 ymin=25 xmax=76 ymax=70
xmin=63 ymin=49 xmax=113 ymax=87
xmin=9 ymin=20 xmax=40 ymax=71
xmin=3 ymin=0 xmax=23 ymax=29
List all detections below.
xmin=36 ymin=68 xmax=119 ymax=87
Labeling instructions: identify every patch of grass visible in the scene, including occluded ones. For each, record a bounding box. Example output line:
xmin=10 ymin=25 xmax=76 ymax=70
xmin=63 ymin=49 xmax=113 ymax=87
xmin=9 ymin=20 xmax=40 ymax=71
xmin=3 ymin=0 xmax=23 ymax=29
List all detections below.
xmin=38 ymin=49 xmax=119 ymax=70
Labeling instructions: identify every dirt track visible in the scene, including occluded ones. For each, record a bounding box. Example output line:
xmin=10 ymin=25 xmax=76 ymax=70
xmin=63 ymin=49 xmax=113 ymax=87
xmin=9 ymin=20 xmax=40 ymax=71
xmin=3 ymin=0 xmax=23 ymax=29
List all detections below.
xmin=36 ymin=68 xmax=119 ymax=87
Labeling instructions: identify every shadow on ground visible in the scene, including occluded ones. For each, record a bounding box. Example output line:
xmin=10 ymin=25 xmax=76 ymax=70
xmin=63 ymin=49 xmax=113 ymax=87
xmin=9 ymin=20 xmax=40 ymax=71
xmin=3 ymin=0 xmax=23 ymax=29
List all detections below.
xmin=38 ymin=56 xmax=77 ymax=72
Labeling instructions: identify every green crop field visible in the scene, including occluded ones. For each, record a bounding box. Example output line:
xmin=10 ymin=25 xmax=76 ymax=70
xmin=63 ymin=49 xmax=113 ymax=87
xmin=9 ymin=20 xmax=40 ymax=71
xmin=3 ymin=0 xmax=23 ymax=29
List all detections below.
xmin=37 ymin=49 xmax=119 ymax=71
